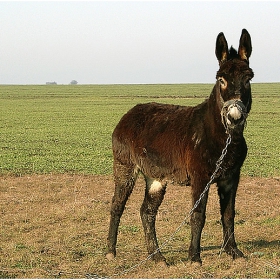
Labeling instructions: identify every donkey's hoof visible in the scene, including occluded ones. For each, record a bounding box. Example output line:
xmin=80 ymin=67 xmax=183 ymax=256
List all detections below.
xmin=153 ymin=254 xmax=168 ymax=266
xmin=191 ymin=260 xmax=202 ymax=267
xmin=226 ymin=248 xmax=244 ymax=259
xmin=106 ymin=252 xmax=115 ymax=260
xmin=157 ymin=260 xmax=169 ymax=268
xmin=189 ymin=253 xmax=202 ymax=266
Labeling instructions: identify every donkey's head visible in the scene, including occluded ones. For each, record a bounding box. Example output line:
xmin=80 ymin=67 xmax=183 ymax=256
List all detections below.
xmin=215 ymin=29 xmax=254 ymax=132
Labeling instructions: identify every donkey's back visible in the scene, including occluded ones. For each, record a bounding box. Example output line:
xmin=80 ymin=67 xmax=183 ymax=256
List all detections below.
xmin=112 ymin=101 xmax=206 ymax=184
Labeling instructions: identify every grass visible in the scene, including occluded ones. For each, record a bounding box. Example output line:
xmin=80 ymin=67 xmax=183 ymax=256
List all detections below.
xmin=0 ymin=83 xmax=279 ymax=278
xmin=0 ymin=84 xmax=205 ymax=176
xmin=0 ymin=83 xmax=279 ymax=177
xmin=0 ymin=174 xmax=279 ymax=278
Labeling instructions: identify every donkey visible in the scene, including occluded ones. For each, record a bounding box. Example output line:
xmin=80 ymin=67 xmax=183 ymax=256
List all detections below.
xmin=106 ymin=29 xmax=254 ymax=265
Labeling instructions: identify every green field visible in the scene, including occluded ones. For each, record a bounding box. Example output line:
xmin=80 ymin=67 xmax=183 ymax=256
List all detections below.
xmin=0 ymin=84 xmax=279 ymax=279
xmin=0 ymin=84 xmax=279 ymax=177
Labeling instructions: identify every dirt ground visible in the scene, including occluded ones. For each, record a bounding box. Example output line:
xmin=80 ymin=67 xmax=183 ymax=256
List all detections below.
xmin=0 ymin=174 xmax=279 ymax=278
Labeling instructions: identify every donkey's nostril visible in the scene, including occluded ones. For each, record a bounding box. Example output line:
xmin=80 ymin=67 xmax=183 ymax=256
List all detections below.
xmin=227 ymin=113 xmax=244 ymax=126
xmin=228 ymin=105 xmax=242 ymax=120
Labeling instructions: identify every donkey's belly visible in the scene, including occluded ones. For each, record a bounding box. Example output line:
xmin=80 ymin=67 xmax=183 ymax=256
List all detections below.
xmin=134 ymin=149 xmax=191 ymax=185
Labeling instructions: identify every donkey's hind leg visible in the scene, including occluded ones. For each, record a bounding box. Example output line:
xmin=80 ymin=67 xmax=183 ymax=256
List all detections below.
xmin=106 ymin=161 xmax=139 ymax=260
xmin=140 ymin=177 xmax=167 ymax=264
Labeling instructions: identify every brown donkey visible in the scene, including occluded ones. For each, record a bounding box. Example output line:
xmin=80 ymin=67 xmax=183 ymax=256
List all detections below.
xmin=106 ymin=29 xmax=254 ymax=265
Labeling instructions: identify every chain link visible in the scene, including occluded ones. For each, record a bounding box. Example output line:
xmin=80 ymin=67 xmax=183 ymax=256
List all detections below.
xmin=94 ymin=134 xmax=232 ymax=279
xmin=191 ymin=133 xmax=231 ymax=215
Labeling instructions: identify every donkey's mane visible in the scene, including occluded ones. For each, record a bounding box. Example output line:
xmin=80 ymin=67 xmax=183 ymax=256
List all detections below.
xmin=228 ymin=46 xmax=239 ymax=59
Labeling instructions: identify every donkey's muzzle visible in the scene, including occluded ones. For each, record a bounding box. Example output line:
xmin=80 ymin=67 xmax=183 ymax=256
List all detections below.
xmin=221 ymin=99 xmax=248 ymax=131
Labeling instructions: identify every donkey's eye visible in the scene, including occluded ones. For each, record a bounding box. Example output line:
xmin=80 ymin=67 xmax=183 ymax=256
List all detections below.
xmin=218 ymin=77 xmax=227 ymax=88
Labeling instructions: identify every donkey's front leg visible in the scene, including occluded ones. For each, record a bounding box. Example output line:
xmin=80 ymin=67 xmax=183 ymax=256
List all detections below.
xmin=188 ymin=184 xmax=209 ymax=264
xmin=140 ymin=177 xmax=167 ymax=265
xmin=217 ymin=175 xmax=244 ymax=259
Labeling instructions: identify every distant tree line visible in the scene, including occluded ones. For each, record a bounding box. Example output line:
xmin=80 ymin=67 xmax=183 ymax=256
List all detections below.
xmin=46 ymin=80 xmax=78 ymax=85
xmin=46 ymin=81 xmax=57 ymax=85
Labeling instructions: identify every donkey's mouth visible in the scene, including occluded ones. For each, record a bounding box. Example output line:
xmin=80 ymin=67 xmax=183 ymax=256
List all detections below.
xmin=221 ymin=99 xmax=248 ymax=131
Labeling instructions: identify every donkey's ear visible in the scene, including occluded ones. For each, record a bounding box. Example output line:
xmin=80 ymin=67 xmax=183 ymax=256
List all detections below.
xmin=238 ymin=29 xmax=252 ymax=61
xmin=215 ymin=32 xmax=229 ymax=65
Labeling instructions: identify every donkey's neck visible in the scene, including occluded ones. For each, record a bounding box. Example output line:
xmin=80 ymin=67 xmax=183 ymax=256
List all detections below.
xmin=205 ymin=84 xmax=226 ymax=134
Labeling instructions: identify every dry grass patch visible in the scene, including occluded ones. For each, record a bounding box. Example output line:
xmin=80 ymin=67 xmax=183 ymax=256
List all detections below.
xmin=0 ymin=174 xmax=279 ymax=278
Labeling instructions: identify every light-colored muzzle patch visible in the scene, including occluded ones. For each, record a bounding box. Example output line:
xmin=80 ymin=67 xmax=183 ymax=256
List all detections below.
xmin=227 ymin=104 xmax=242 ymax=124
xmin=221 ymin=99 xmax=247 ymax=130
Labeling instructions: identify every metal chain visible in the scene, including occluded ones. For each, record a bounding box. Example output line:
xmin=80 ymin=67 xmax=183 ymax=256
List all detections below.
xmin=190 ymin=133 xmax=231 ymax=215
xmin=92 ymin=134 xmax=232 ymax=279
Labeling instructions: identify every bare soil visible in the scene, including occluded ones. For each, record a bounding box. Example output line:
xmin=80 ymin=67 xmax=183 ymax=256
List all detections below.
xmin=0 ymin=174 xmax=279 ymax=278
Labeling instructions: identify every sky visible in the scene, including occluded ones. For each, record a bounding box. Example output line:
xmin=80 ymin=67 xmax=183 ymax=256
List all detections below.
xmin=0 ymin=1 xmax=280 ymax=85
